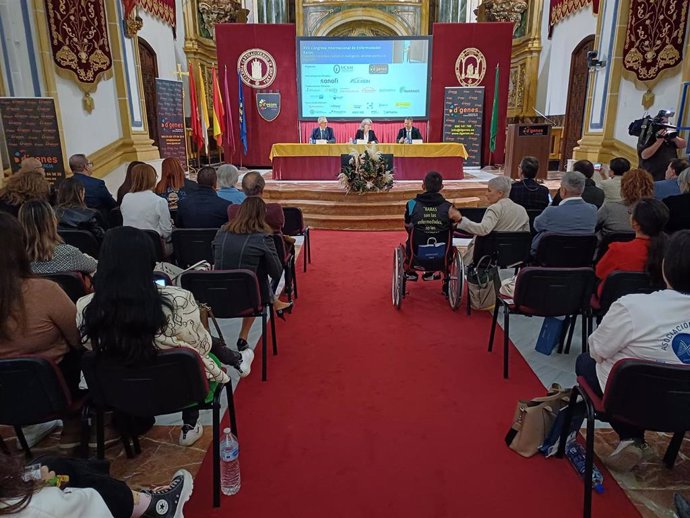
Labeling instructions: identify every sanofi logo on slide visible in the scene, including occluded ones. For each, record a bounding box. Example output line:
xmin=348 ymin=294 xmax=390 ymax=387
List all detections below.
xmin=672 ymin=333 xmax=690 ymax=364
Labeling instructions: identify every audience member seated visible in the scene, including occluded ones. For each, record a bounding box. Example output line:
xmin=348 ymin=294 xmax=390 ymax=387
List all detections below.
xmin=0 ymin=213 xmax=84 ymax=447
xmin=214 ymin=197 xmax=293 ymax=351
xmin=595 ymin=198 xmax=669 ymax=298
xmin=120 ymin=163 xmax=173 ymax=256
xmin=0 ymin=454 xmax=192 ymax=518
xmin=508 ymin=156 xmax=550 ymax=211
xmin=552 ymin=160 xmax=605 ymax=208
xmin=0 ymin=170 xmax=50 ymax=216
xmin=68 ymin=154 xmax=117 ymax=215
xmin=456 ymin=176 xmax=529 ymax=262
xmin=403 ymin=171 xmax=461 ymax=281
xmin=16 ymin=157 xmax=45 ymax=175
xmin=531 ymin=171 xmax=597 ymax=254
xmin=77 ymin=227 xmax=253 ymax=447
xmin=576 ymin=230 xmax=690 ymax=471
xmin=176 ymin=167 xmax=231 ymax=229
xmin=55 ymin=177 xmax=106 ymax=241
xmin=598 ymin=157 xmax=630 ymax=203
xmin=228 ymin=171 xmax=284 ymax=232
xmin=663 ymin=168 xmax=690 ymax=233
xmin=596 ymin=168 xmax=654 ymax=239
xmin=217 ymin=164 xmax=246 ymax=204
xmin=655 ymin=158 xmax=688 ymax=200
xmin=155 ymin=157 xmax=195 ymax=210
xmin=19 ymin=200 xmax=97 ymax=276
xmin=115 ymin=160 xmax=144 ymax=205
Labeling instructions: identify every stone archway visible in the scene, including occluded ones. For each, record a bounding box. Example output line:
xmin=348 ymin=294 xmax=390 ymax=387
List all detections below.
xmin=315 ymin=9 xmax=412 ymax=37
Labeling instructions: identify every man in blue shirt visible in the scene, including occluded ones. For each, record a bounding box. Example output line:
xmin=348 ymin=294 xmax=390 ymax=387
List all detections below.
xmin=217 ymin=164 xmax=246 ymax=204
xmin=654 ymin=158 xmax=688 ymax=200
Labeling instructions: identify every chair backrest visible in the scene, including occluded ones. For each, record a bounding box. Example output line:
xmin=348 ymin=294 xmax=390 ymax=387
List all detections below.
xmin=172 ymin=228 xmax=217 ymax=267
xmin=81 ymin=349 xmax=209 ymax=417
xmin=513 ymin=267 xmax=596 ymax=316
xmin=472 ymin=231 xmax=532 ymax=268
xmin=526 ymin=209 xmax=544 ymax=235
xmin=603 ymin=359 xmax=690 ymax=432
xmin=597 ymin=271 xmax=654 ymax=314
xmin=0 ymin=357 xmax=71 ymax=425
xmin=282 ymin=207 xmax=306 ymax=236
xmin=108 ymin=207 xmax=123 ymax=228
xmin=535 ymin=233 xmax=598 ymax=267
xmin=40 ymin=272 xmax=88 ymax=303
xmin=58 ymin=229 xmax=100 ymax=259
xmin=460 ymin=208 xmax=487 ymax=226
xmin=594 ymin=231 xmax=636 ymax=262
xmin=143 ymin=229 xmax=165 ymax=261
xmin=180 ymin=270 xmax=263 ymax=318
xmin=270 ymin=233 xmax=288 ymax=264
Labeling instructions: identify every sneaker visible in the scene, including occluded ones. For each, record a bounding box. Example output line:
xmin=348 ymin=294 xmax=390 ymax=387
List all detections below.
xmin=422 ymin=272 xmax=441 ymax=281
xmin=17 ymin=420 xmax=60 ymax=449
xmin=178 ymin=424 xmax=203 ymax=447
xmin=237 ymin=338 xmax=249 ymax=351
xmin=404 ymin=271 xmax=418 ymax=281
xmin=604 ymin=439 xmax=644 ymax=472
xmin=143 ymin=469 xmax=194 ymax=518
xmin=237 ymin=349 xmax=254 ymax=378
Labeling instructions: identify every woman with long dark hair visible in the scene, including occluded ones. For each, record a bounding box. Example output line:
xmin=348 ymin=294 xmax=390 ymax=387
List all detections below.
xmin=55 ymin=177 xmax=106 ymax=240
xmin=214 ymin=197 xmax=293 ymax=351
xmin=18 ymin=200 xmax=97 ymax=276
xmin=115 ymin=161 xmax=144 ymax=205
xmin=78 ymin=227 xmax=253 ymax=446
xmin=595 ymin=197 xmax=669 ymax=297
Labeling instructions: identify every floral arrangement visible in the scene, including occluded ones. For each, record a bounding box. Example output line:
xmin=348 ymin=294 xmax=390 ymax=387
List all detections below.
xmin=337 ymin=145 xmax=394 ymax=194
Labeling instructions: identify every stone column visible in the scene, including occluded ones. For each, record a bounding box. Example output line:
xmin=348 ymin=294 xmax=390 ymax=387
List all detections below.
xmin=256 ymin=0 xmax=287 ymax=23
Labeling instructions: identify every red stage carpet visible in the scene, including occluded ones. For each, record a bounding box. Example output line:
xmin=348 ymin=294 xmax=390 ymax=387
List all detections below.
xmin=186 ymin=231 xmax=640 ymax=518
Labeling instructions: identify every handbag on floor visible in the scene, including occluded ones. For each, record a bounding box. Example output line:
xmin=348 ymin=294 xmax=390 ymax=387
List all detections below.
xmin=467 ymin=255 xmax=496 ymax=310
xmin=505 ymin=384 xmax=572 ymax=458
xmin=535 ymin=317 xmax=567 ymax=356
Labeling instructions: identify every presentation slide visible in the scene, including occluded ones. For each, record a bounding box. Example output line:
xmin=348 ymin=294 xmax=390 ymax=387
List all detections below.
xmin=297 ymin=37 xmax=431 ymax=120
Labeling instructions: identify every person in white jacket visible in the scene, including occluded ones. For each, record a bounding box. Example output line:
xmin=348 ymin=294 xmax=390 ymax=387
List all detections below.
xmin=0 ymin=455 xmax=191 ymax=518
xmin=576 ymin=229 xmax=690 ymax=472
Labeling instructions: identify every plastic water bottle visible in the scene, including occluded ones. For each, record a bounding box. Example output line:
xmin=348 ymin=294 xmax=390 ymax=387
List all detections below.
xmin=220 ymin=428 xmax=241 ymax=495
xmin=565 ymin=442 xmax=604 ymax=494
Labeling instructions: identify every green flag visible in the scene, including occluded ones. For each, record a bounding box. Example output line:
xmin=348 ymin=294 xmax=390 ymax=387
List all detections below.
xmin=489 ymin=64 xmax=500 ymax=153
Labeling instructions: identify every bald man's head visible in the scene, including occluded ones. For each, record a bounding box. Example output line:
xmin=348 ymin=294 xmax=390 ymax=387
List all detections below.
xmin=241 ymin=171 xmax=265 ymax=197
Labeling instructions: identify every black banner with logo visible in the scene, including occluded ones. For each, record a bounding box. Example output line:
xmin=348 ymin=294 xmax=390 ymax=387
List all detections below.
xmin=0 ymin=97 xmax=65 ymax=183
xmin=442 ymin=87 xmax=484 ymax=168
xmin=155 ymin=79 xmax=187 ymax=165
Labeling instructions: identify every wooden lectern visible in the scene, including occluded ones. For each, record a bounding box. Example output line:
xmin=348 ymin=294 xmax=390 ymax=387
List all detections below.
xmin=504 ymin=124 xmax=551 ymax=180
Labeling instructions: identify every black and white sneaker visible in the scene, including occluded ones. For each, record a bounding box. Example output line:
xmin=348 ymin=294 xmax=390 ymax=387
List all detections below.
xmin=143 ymin=469 xmax=194 ymax=518
xmin=422 ymin=272 xmax=441 ymax=281
xmin=404 ymin=271 xmax=419 ymax=281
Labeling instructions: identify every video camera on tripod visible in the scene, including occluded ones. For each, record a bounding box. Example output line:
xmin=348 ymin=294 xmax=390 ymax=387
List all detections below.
xmin=629 ymin=109 xmax=679 ymax=147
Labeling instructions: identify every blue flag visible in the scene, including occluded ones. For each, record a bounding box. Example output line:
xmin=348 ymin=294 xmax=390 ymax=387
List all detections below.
xmin=238 ymin=70 xmax=248 ymax=155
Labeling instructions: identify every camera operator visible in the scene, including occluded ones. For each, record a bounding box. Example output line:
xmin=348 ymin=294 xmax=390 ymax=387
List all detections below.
xmin=638 ymin=110 xmax=686 ymax=181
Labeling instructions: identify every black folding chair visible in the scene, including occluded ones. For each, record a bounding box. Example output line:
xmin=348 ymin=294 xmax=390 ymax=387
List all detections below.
xmin=453 ymin=208 xmax=487 ymax=239
xmin=82 ymin=349 xmax=235 ymax=508
xmin=534 ymin=233 xmax=598 ymax=267
xmin=58 ymin=229 xmax=100 ymax=259
xmin=590 ymin=271 xmax=654 ymax=328
xmin=283 ymin=207 xmax=311 ymax=272
xmin=108 ymin=207 xmax=123 ymax=228
xmin=526 ymin=209 xmax=544 ymax=235
xmin=143 ymin=229 xmax=165 ymax=261
xmin=594 ymin=231 xmax=636 ymax=263
xmin=40 ymin=271 xmax=88 ymax=303
xmin=272 ymin=234 xmax=297 ymax=302
xmin=556 ymin=359 xmax=690 ymax=518
xmin=172 ymin=228 xmax=217 ymax=268
xmin=181 ymin=270 xmax=276 ymax=382
xmin=0 ymin=357 xmax=89 ymax=458
xmin=488 ymin=267 xmax=596 ymax=378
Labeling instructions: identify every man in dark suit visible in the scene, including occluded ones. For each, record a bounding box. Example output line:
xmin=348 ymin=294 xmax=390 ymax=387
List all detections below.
xmin=227 ymin=171 xmax=284 ymax=232
xmin=69 ymin=154 xmax=117 ymax=217
xmin=310 ymin=116 xmax=336 ymax=143
xmin=551 ymin=160 xmax=605 ymax=208
xmin=509 ymin=156 xmax=550 ymax=211
xmin=396 ymin=118 xmax=422 ymax=143
xmin=176 ymin=167 xmax=231 ymax=228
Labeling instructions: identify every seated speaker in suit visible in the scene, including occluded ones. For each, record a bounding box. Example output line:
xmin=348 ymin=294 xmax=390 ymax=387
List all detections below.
xmin=396 ymin=118 xmax=423 ymax=143
xmin=531 ymin=170 xmax=597 ymax=254
xmin=310 ymin=116 xmax=336 ymax=143
xmin=354 ymin=118 xmax=378 ymax=144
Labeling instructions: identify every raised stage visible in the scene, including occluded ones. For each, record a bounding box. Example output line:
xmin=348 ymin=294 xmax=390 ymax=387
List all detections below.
xmin=262 ymin=171 xmax=562 ymax=231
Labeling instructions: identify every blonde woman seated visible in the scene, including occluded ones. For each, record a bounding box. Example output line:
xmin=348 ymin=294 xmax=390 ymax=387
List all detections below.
xmin=354 ymin=118 xmax=379 ymax=144
xmin=457 ymin=176 xmax=530 ymax=262
xmin=597 ymin=168 xmax=654 ymax=239
xmin=19 ymin=200 xmax=97 ymax=277
xmin=120 ymin=163 xmax=173 ymax=256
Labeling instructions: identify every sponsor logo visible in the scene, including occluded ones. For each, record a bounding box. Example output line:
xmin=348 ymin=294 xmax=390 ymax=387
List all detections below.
xmin=350 ymin=77 xmax=371 ymax=84
xmin=369 ymin=64 xmax=389 ymax=74
xmin=399 ymin=87 xmax=420 ymax=93
xmin=395 ymin=102 xmax=411 ymax=107
xmin=380 ymin=88 xmax=396 ymax=93
xmin=333 ymin=64 xmax=354 ymax=74
xmin=455 ymin=47 xmax=486 ymax=87
xmin=320 ymin=78 xmax=338 ymax=84
xmin=256 ymin=92 xmax=281 ymax=122
xmin=361 ymin=87 xmax=376 ymax=93
xmin=237 ymin=48 xmax=277 ymax=89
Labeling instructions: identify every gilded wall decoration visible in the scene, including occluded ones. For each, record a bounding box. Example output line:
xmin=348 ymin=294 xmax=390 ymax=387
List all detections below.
xmin=549 ymin=0 xmax=599 ymax=35
xmin=475 ymin=0 xmax=528 ymax=35
xmin=198 ymin=0 xmax=249 ymax=39
xmin=622 ymin=0 xmax=689 ymax=85
xmin=507 ymin=63 xmax=525 ymax=111
xmin=44 ymin=0 xmax=113 ymax=111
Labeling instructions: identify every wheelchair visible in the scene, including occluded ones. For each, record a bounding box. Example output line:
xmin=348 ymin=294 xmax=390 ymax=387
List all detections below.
xmin=392 ymin=227 xmax=463 ymax=310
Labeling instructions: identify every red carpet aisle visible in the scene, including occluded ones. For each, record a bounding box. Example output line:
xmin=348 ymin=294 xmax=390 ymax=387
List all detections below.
xmin=186 ymin=231 xmax=640 ymax=518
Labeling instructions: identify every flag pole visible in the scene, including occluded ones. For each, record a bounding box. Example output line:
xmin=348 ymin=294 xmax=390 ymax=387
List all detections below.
xmin=175 ymin=63 xmax=191 ymax=172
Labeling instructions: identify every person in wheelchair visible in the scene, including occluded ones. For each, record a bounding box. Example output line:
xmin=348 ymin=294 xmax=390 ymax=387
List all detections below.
xmin=403 ymin=171 xmax=461 ymax=282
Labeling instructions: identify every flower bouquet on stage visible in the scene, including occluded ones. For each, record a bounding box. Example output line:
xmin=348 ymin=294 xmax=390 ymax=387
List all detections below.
xmin=338 ymin=145 xmax=394 ymax=194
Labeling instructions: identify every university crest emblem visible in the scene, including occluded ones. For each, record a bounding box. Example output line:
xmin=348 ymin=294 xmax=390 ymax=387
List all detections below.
xmin=256 ymin=92 xmax=281 ymax=122
xmin=237 ymin=48 xmax=277 ymax=89
xmin=455 ymin=48 xmax=487 ymax=87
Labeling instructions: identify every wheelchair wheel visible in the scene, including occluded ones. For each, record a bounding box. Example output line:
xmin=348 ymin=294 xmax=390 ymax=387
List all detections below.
xmin=448 ymin=249 xmax=464 ymax=310
xmin=392 ymin=247 xmax=405 ymax=309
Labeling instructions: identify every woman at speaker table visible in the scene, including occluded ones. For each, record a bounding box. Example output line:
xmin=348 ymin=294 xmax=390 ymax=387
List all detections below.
xmin=354 ymin=118 xmax=379 ymax=144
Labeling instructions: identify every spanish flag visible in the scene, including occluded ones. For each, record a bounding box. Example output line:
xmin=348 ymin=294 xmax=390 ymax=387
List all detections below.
xmin=197 ymin=65 xmax=210 ymax=155
xmin=211 ymin=66 xmax=225 ymax=148
xmin=188 ymin=63 xmax=204 ymax=154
